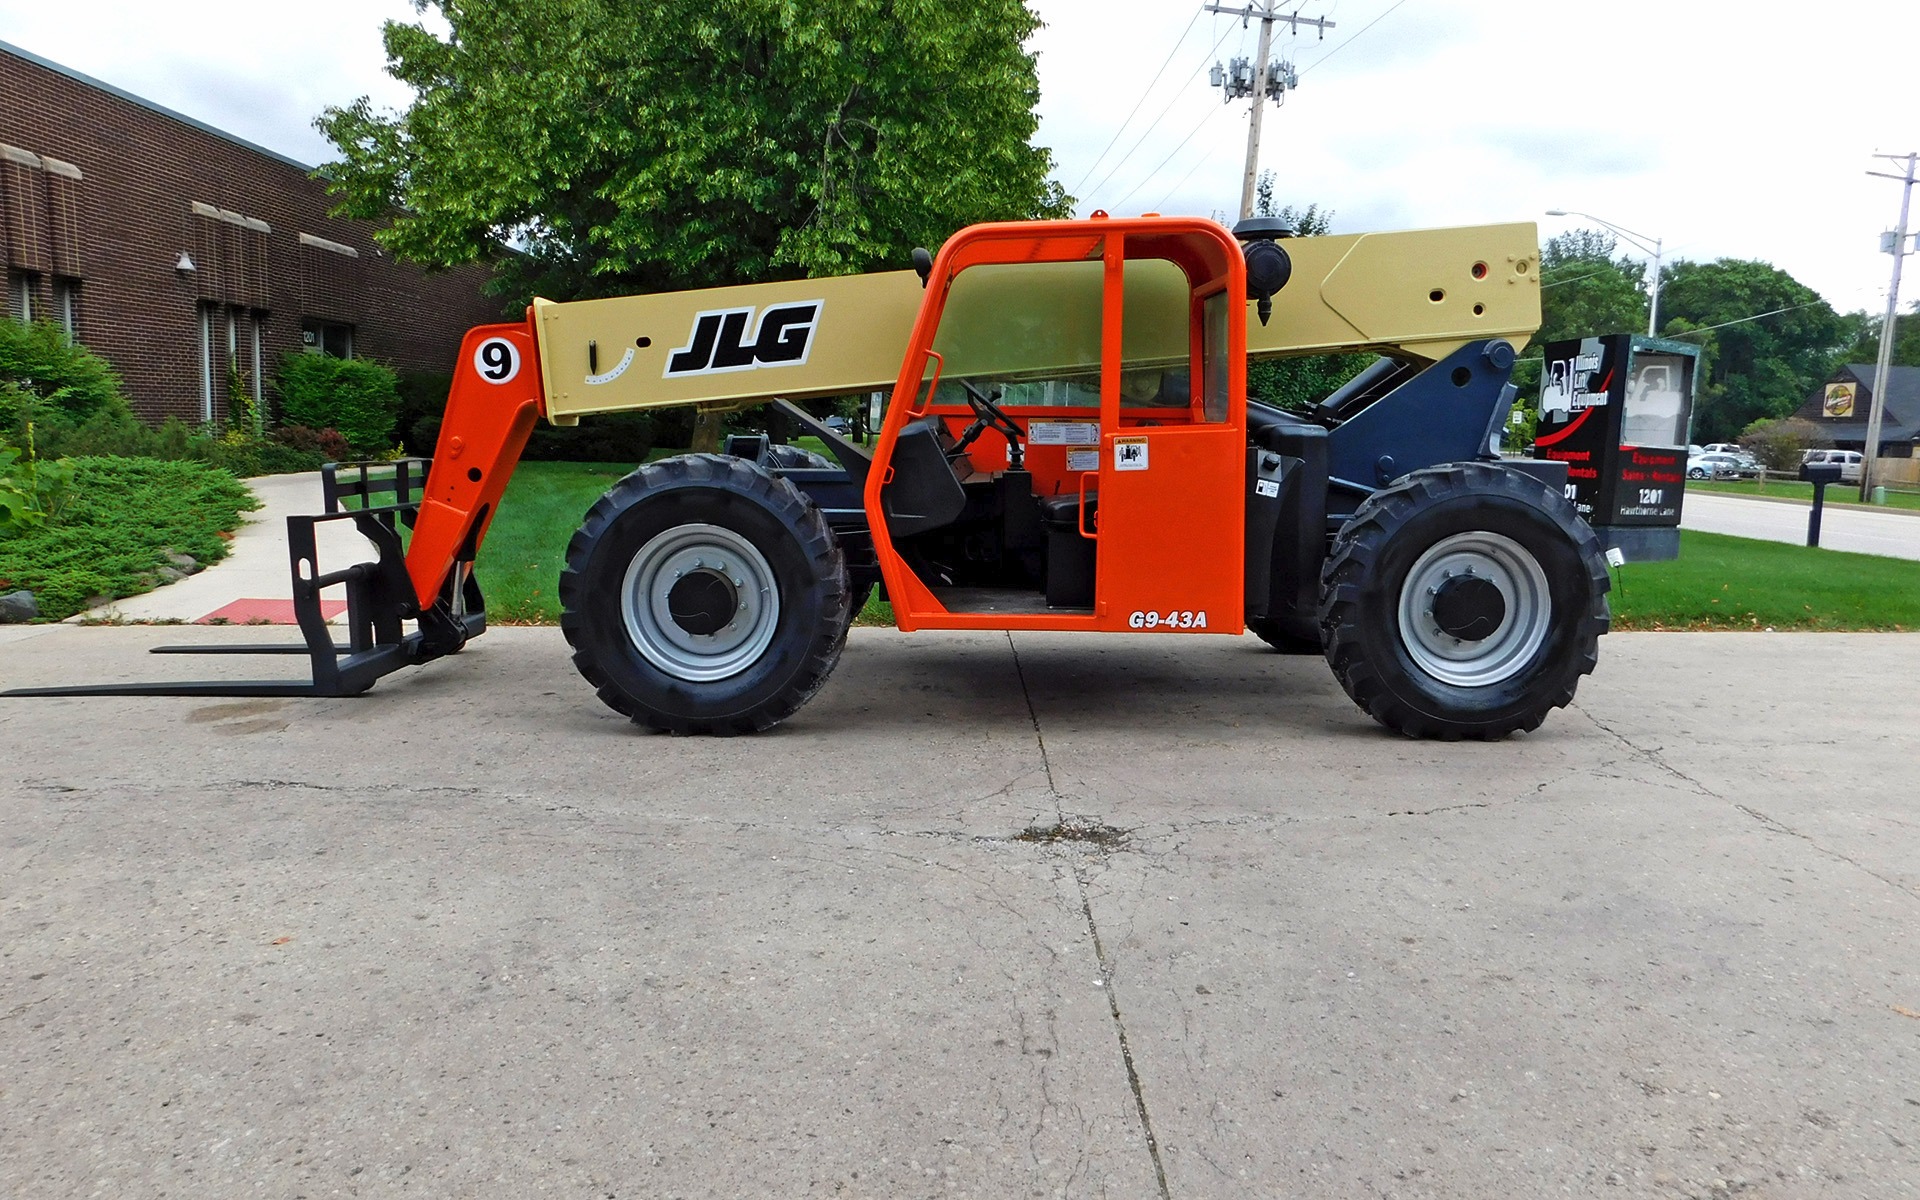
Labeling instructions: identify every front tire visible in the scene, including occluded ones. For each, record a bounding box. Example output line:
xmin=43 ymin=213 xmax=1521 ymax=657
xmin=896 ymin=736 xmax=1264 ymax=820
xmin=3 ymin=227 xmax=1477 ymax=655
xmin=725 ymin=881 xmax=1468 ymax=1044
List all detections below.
xmin=559 ymin=454 xmax=849 ymax=734
xmin=1318 ymin=463 xmax=1609 ymax=740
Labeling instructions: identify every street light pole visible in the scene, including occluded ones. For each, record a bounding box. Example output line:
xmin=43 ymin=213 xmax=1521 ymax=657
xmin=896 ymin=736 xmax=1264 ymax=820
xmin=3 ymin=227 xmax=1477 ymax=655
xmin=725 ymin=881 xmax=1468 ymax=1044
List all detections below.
xmin=1546 ymin=210 xmax=1664 ymax=337
xmin=1861 ymin=152 xmax=1917 ymax=502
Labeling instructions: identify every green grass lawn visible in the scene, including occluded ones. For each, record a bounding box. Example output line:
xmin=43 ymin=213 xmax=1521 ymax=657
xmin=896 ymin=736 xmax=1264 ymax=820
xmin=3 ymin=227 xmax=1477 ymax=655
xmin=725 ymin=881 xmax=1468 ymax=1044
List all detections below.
xmin=1611 ymin=531 xmax=1920 ymax=631
xmin=474 ymin=461 xmax=1920 ymax=632
xmin=474 ymin=461 xmax=634 ymax=622
xmin=1688 ymin=478 xmax=1920 ymax=511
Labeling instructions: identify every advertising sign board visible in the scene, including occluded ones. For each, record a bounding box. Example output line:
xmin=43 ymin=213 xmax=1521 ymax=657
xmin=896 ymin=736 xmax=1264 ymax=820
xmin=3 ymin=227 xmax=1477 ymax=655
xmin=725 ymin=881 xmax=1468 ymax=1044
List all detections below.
xmin=1535 ymin=334 xmax=1700 ymax=561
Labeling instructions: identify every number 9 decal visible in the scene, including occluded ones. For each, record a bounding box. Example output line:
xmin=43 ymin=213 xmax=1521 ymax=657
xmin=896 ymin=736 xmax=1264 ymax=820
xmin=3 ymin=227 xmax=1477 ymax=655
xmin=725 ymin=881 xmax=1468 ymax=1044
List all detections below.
xmin=473 ymin=337 xmax=521 ymax=385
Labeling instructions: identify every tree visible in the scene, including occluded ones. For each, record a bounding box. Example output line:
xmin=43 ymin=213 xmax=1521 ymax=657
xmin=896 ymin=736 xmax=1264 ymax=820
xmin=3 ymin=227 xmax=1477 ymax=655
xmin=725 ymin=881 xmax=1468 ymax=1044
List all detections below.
xmin=1657 ymin=259 xmax=1843 ymax=443
xmin=317 ymin=0 xmax=1070 ymax=308
xmin=1494 ymin=230 xmax=1649 ymax=446
xmin=1244 ymin=186 xmax=1370 ymax=410
xmin=1835 ymin=299 xmax=1920 ymax=369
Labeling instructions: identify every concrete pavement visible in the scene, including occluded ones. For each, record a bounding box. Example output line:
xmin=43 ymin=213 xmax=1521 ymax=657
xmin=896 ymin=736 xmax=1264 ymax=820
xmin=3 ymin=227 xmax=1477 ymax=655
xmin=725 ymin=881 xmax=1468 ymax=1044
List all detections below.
xmin=2 ymin=625 xmax=1917 ymax=1198
xmin=1682 ymin=490 xmax=1920 ymax=561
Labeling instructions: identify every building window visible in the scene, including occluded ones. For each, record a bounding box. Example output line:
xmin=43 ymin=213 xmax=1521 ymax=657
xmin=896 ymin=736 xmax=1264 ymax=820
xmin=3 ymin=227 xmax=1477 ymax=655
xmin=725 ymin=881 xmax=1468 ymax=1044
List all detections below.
xmin=8 ymin=271 xmax=33 ymax=322
xmin=198 ymin=302 xmax=214 ymax=422
xmin=301 ymin=319 xmax=353 ymax=358
xmin=53 ymin=278 xmax=78 ymax=342
xmin=250 ymin=314 xmax=264 ymax=408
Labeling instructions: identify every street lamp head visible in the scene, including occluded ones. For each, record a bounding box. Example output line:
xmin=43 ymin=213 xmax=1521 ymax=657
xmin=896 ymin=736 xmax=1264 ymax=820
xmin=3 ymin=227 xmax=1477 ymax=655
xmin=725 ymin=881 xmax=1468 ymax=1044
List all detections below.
xmin=1544 ymin=209 xmax=1569 ymax=216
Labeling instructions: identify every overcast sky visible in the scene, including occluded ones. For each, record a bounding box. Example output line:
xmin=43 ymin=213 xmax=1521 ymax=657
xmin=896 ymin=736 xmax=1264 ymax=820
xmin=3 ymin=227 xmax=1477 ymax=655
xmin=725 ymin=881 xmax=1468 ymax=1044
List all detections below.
xmin=2 ymin=0 xmax=1915 ymax=317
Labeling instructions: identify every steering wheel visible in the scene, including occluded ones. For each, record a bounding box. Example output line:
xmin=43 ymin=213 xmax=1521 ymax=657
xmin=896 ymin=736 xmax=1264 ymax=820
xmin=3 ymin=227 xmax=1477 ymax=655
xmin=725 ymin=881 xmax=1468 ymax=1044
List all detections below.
xmin=954 ymin=380 xmax=1025 ymax=469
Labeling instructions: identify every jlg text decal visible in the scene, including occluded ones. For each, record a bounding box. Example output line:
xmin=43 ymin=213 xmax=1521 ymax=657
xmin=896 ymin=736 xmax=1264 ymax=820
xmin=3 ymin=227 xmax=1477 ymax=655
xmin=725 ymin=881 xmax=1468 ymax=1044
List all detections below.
xmin=664 ymin=302 xmax=823 ymax=378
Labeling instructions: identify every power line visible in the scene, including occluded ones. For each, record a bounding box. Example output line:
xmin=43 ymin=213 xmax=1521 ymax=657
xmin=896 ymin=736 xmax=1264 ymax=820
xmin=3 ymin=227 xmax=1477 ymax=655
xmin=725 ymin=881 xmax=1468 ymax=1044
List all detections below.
xmin=1082 ymin=21 xmax=1240 ymax=206
xmin=1151 ymin=144 xmax=1220 ymax=212
xmin=1112 ymin=102 xmax=1232 ymax=210
xmin=1661 ymin=301 xmax=1825 ymax=338
xmin=1297 ymin=0 xmax=1408 ymax=76
xmin=1069 ymin=7 xmax=1204 ymax=196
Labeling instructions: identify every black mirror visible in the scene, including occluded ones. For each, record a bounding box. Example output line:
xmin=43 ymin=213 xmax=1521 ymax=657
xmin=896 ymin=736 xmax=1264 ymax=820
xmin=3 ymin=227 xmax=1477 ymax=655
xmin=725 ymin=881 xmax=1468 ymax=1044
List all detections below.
xmin=1232 ymin=217 xmax=1294 ymax=326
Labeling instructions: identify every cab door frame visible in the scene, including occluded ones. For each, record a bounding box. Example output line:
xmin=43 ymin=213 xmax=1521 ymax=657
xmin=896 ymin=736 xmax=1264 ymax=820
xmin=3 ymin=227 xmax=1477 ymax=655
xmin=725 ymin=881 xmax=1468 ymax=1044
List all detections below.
xmin=865 ymin=215 xmax=1248 ymax=633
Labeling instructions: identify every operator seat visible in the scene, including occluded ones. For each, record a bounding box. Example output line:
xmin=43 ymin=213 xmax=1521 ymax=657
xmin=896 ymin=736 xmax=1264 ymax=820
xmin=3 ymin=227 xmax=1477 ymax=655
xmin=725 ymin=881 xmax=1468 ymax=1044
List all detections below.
xmin=880 ymin=416 xmax=968 ymax=537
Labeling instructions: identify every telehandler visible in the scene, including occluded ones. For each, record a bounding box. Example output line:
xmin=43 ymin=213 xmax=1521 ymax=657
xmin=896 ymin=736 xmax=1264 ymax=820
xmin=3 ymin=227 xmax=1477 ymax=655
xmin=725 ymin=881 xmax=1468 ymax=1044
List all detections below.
xmin=8 ymin=213 xmax=1609 ymax=739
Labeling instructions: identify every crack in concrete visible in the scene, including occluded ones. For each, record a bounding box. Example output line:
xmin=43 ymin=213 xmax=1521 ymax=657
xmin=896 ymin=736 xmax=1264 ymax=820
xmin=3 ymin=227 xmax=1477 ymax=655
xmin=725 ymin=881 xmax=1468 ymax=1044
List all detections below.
xmin=1007 ymin=632 xmax=1172 ymax=1200
xmin=1575 ymin=704 xmax=1920 ymax=907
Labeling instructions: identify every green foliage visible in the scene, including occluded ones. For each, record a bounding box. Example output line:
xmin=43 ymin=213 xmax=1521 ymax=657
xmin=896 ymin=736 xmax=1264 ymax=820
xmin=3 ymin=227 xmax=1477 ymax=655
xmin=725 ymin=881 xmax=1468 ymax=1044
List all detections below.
xmin=316 ymin=0 xmax=1070 ymax=304
xmin=1659 ymin=259 xmax=1843 ymax=443
xmin=0 ymin=318 xmax=128 ymax=426
xmin=1513 ymin=230 xmax=1650 ymax=403
xmin=1739 ymin=415 xmax=1831 ymax=471
xmin=394 ymin=369 xmax=455 ymax=456
xmin=0 ymin=456 xmax=258 ymax=619
xmin=273 ymin=353 xmax=402 ymax=453
xmin=1834 ymin=301 xmax=1920 ymax=368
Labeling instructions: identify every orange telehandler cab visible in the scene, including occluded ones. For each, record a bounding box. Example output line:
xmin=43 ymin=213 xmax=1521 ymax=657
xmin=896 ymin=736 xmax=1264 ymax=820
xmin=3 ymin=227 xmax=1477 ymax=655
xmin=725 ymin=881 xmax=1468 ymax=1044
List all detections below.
xmin=7 ymin=214 xmax=1611 ymax=739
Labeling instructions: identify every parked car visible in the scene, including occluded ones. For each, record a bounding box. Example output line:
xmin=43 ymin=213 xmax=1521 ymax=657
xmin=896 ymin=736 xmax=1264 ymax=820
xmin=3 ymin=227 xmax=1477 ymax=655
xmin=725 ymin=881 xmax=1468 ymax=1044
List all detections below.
xmin=1800 ymin=448 xmax=1864 ymax=484
xmin=1700 ymin=442 xmax=1761 ymax=472
xmin=1687 ymin=452 xmax=1752 ymax=480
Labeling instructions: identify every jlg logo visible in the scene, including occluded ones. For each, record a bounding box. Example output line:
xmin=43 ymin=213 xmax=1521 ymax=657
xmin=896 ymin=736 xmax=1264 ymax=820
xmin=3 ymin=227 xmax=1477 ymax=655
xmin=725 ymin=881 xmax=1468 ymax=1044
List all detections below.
xmin=664 ymin=302 xmax=823 ymax=378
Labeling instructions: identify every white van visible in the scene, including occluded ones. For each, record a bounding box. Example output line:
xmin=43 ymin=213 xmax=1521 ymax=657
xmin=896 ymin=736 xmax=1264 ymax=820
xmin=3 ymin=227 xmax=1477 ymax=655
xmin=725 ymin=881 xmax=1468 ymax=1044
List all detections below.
xmin=1801 ymin=449 xmax=1864 ymax=484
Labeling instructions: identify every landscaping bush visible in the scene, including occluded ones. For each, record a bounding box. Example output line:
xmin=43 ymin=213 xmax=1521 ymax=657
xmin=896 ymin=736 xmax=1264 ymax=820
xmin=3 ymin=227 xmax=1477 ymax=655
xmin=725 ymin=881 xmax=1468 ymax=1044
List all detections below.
xmin=395 ymin=369 xmax=454 ymax=456
xmin=0 ymin=319 xmax=127 ymax=425
xmin=274 ymin=353 xmax=401 ymax=453
xmin=271 ymin=424 xmax=353 ymax=461
xmin=1740 ymin=415 xmax=1831 ymax=472
xmin=0 ymin=456 xmax=258 ymax=619
xmin=522 ymin=410 xmax=657 ymax=462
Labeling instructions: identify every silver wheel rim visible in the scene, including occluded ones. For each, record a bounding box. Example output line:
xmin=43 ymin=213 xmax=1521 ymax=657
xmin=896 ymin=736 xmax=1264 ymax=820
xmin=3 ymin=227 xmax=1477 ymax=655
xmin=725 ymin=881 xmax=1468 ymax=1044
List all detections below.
xmin=1396 ymin=531 xmax=1551 ymax=688
xmin=620 ymin=523 xmax=781 ymax=682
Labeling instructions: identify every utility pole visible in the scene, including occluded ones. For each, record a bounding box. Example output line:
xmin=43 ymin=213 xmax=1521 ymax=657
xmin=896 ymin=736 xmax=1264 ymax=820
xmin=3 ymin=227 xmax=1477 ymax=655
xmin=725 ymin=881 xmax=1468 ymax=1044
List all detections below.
xmin=1862 ymin=151 xmax=1917 ymax=502
xmin=1206 ymin=3 xmax=1333 ymax=221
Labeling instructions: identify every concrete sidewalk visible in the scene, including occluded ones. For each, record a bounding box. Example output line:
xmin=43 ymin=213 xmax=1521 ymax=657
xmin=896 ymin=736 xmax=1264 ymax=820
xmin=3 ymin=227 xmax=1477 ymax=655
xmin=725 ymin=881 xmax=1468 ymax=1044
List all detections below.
xmin=2 ymin=625 xmax=1917 ymax=1197
xmin=77 ymin=471 xmax=372 ymax=624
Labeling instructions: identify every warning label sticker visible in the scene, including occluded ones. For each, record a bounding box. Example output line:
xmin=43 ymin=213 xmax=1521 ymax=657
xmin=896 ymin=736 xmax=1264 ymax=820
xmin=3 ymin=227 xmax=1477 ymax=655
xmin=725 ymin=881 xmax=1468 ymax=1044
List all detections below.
xmin=1065 ymin=446 xmax=1100 ymax=472
xmin=1114 ymin=437 xmax=1149 ymax=471
xmin=1029 ymin=421 xmax=1100 ymax=445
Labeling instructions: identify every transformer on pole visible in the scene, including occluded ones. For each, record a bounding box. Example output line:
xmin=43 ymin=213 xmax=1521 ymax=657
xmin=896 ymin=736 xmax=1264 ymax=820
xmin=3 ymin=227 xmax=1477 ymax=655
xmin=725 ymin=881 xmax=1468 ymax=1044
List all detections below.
xmin=1205 ymin=3 xmax=1332 ymax=221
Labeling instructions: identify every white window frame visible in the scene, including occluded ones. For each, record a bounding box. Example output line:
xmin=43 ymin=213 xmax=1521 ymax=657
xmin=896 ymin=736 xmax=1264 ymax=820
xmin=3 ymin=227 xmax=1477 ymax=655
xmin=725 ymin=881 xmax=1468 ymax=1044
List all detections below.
xmin=197 ymin=303 xmax=214 ymax=422
xmin=250 ymin=314 xmax=263 ymax=407
xmin=54 ymin=278 xmax=75 ymax=342
xmin=11 ymin=272 xmax=31 ymax=322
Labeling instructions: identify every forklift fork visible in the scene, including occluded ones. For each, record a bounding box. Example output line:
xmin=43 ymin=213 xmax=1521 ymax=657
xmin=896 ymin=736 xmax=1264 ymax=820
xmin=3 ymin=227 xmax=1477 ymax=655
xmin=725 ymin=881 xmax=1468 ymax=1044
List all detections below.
xmin=3 ymin=459 xmax=484 ymax=699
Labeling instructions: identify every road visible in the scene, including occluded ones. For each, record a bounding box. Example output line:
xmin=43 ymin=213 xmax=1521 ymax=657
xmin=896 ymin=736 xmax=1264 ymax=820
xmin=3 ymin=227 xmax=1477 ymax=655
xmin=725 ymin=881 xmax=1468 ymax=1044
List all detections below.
xmin=1682 ymin=490 xmax=1920 ymax=560
xmin=3 ymin=624 xmax=1918 ymax=1198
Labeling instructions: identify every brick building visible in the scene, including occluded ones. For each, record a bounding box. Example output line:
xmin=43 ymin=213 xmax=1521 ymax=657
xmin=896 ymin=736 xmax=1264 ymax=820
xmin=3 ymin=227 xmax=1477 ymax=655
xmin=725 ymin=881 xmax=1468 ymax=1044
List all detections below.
xmin=0 ymin=39 xmax=504 ymax=425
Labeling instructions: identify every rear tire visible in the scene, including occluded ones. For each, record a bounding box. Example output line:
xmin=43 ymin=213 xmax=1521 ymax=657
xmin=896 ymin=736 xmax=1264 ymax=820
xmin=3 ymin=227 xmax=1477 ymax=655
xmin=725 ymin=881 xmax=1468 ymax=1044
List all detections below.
xmin=559 ymin=454 xmax=849 ymax=734
xmin=1318 ymin=462 xmax=1609 ymax=740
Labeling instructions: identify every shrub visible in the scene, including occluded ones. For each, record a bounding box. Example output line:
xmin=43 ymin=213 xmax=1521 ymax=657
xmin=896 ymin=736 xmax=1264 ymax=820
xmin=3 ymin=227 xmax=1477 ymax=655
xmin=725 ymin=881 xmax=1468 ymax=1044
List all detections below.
xmin=274 ymin=353 xmax=401 ymax=453
xmin=522 ymin=411 xmax=657 ymax=462
xmin=271 ymin=424 xmax=353 ymax=461
xmin=1740 ymin=416 xmax=1831 ymax=472
xmin=0 ymin=456 xmax=258 ymax=618
xmin=0 ymin=319 xmax=127 ymax=426
xmin=395 ymin=369 xmax=455 ymax=456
